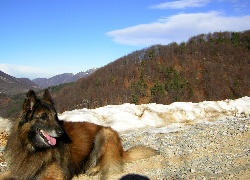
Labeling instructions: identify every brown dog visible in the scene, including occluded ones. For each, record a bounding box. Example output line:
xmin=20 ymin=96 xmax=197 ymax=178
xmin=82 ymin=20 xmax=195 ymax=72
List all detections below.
xmin=0 ymin=90 xmax=158 ymax=179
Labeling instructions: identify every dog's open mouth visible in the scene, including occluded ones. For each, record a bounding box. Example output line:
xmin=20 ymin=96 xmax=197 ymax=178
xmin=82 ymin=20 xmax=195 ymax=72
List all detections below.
xmin=39 ymin=129 xmax=57 ymax=146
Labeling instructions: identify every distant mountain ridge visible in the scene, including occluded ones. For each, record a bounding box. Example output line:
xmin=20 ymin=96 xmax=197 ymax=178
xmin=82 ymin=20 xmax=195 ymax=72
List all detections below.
xmin=0 ymin=70 xmax=40 ymax=95
xmin=32 ymin=68 xmax=97 ymax=88
xmin=0 ymin=68 xmax=97 ymax=118
xmin=0 ymin=68 xmax=97 ymax=95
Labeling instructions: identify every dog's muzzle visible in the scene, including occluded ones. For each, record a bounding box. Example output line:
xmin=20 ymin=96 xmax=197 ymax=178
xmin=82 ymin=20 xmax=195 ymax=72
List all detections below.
xmin=39 ymin=127 xmax=64 ymax=146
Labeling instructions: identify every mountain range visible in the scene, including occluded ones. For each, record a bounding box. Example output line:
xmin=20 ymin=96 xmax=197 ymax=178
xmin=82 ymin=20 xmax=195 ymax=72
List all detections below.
xmin=0 ymin=68 xmax=97 ymax=95
xmin=0 ymin=70 xmax=40 ymax=95
xmin=32 ymin=68 xmax=97 ymax=88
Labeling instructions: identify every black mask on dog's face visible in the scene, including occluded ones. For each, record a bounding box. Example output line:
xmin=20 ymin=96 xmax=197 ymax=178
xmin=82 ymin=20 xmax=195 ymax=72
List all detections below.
xmin=19 ymin=90 xmax=65 ymax=150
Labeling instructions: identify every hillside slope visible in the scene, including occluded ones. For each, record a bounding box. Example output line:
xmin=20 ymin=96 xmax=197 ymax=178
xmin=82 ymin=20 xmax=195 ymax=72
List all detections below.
xmin=53 ymin=30 xmax=250 ymax=112
xmin=0 ymin=70 xmax=40 ymax=95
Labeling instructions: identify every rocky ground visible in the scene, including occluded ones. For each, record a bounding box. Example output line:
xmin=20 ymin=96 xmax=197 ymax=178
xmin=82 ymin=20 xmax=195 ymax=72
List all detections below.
xmin=0 ymin=116 xmax=249 ymax=179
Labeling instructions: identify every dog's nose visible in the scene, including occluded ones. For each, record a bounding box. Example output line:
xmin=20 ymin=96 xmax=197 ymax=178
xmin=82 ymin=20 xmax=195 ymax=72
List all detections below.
xmin=56 ymin=128 xmax=64 ymax=137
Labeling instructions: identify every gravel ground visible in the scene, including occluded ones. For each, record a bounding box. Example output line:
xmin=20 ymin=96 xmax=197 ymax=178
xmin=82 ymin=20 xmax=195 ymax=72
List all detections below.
xmin=1 ymin=116 xmax=250 ymax=179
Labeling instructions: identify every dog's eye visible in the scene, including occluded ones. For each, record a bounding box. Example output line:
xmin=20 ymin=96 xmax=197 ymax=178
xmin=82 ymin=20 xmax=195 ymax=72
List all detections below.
xmin=40 ymin=113 xmax=48 ymax=120
xmin=54 ymin=114 xmax=58 ymax=119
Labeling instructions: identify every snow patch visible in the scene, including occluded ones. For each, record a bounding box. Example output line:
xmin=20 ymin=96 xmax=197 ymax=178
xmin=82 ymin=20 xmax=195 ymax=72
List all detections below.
xmin=0 ymin=117 xmax=12 ymax=131
xmin=59 ymin=96 xmax=250 ymax=133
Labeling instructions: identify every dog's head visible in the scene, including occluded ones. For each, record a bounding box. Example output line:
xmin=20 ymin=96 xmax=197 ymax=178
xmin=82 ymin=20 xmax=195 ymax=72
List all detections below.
xmin=18 ymin=89 xmax=65 ymax=150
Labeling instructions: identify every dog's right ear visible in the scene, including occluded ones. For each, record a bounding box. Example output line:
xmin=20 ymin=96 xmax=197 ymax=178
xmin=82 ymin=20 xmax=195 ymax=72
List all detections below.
xmin=23 ymin=90 xmax=38 ymax=111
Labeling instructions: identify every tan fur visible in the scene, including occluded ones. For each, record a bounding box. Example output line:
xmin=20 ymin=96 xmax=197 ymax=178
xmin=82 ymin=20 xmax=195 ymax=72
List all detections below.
xmin=0 ymin=90 xmax=158 ymax=180
xmin=123 ymin=146 xmax=159 ymax=163
xmin=38 ymin=162 xmax=64 ymax=180
xmin=86 ymin=127 xmax=124 ymax=177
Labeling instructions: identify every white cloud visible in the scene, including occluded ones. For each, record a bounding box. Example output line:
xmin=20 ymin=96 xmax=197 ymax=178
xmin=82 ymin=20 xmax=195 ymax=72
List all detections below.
xmin=106 ymin=11 xmax=250 ymax=46
xmin=150 ymin=0 xmax=209 ymax=9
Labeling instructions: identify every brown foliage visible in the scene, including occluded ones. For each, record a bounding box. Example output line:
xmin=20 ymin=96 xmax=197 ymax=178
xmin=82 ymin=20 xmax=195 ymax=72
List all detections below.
xmin=52 ymin=30 xmax=250 ymax=112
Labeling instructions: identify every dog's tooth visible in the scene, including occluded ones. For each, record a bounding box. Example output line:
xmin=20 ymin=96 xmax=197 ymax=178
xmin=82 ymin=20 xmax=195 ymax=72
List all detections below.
xmin=40 ymin=130 xmax=46 ymax=138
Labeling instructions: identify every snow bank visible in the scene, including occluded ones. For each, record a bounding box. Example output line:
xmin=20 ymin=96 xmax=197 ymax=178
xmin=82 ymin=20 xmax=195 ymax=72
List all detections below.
xmin=0 ymin=117 xmax=12 ymax=132
xmin=59 ymin=96 xmax=250 ymax=133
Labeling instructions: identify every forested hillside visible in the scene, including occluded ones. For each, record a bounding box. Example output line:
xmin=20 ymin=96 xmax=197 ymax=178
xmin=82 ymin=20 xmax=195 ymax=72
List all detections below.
xmin=53 ymin=31 xmax=250 ymax=112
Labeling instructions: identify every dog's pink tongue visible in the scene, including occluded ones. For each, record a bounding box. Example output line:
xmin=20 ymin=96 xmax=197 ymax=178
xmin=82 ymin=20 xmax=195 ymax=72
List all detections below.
xmin=44 ymin=133 xmax=56 ymax=146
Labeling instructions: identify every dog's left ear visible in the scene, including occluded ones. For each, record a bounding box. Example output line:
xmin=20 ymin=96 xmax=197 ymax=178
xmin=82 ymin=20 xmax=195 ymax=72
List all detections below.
xmin=43 ymin=89 xmax=53 ymax=104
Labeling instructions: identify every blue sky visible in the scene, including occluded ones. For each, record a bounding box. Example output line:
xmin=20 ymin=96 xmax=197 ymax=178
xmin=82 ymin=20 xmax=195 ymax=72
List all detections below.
xmin=0 ymin=0 xmax=250 ymax=79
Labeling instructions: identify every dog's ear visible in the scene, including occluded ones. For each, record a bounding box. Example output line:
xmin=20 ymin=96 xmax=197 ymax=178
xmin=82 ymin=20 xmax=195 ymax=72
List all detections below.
xmin=23 ymin=90 xmax=37 ymax=111
xmin=43 ymin=89 xmax=53 ymax=104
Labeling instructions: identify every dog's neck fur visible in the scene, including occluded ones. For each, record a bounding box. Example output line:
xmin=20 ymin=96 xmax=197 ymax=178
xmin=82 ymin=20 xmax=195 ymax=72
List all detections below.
xmin=5 ymin=120 xmax=56 ymax=179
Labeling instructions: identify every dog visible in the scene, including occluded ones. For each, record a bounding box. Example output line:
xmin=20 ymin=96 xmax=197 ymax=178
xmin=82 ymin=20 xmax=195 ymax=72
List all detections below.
xmin=0 ymin=89 xmax=158 ymax=179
